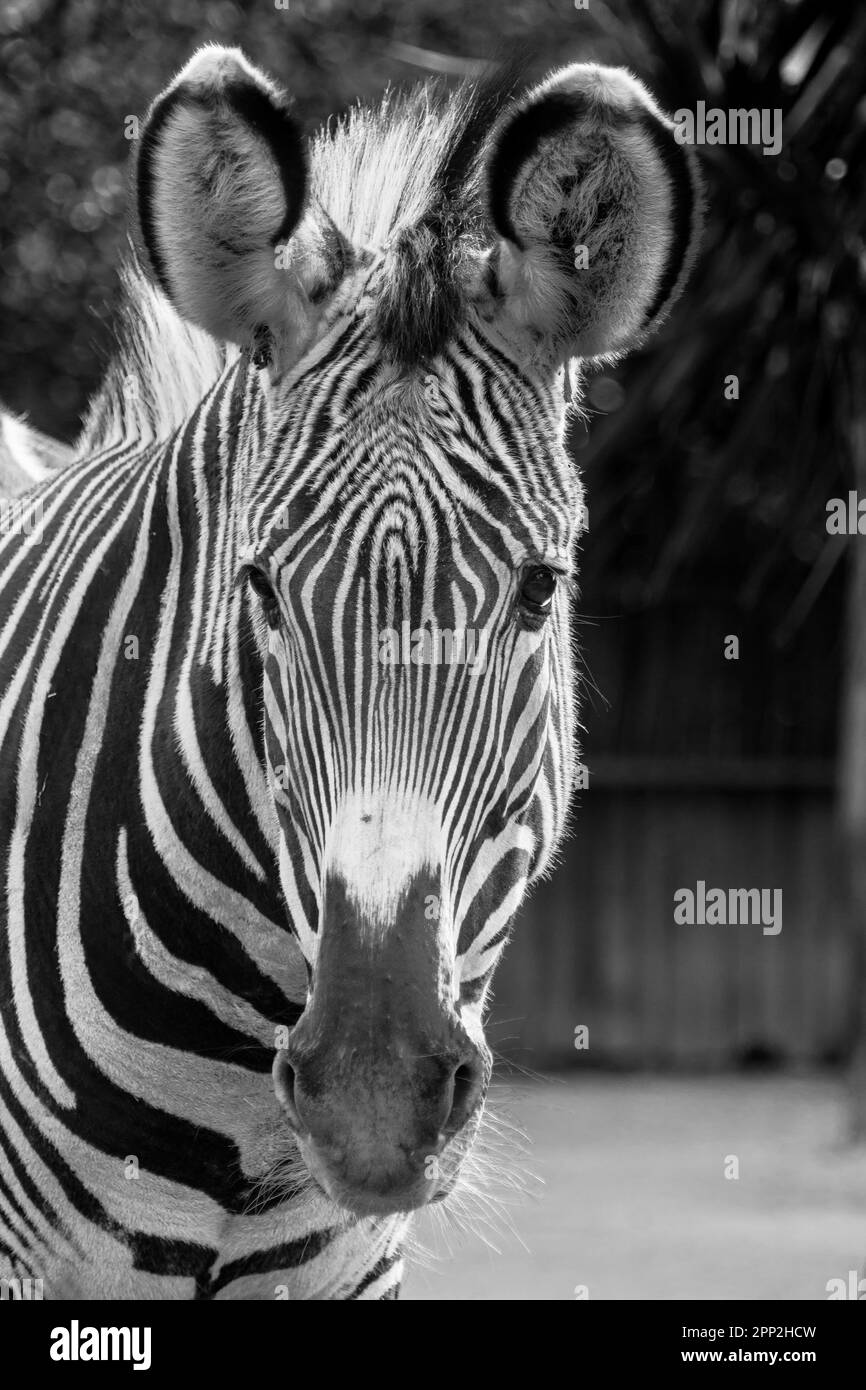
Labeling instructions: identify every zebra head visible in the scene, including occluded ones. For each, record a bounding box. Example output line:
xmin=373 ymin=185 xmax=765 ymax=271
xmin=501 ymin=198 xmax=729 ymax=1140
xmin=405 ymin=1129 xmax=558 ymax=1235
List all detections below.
xmin=136 ymin=47 xmax=700 ymax=1217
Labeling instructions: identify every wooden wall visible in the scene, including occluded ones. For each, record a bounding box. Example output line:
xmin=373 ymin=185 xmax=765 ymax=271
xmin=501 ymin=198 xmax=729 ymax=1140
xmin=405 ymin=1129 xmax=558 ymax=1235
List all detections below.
xmin=486 ymin=526 xmax=854 ymax=1068
xmin=488 ymin=774 xmax=854 ymax=1068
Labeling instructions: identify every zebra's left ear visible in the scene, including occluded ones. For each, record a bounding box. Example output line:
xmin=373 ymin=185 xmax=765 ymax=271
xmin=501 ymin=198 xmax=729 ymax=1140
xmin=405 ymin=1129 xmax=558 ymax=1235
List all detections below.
xmin=135 ymin=46 xmax=314 ymax=352
xmin=482 ymin=64 xmax=702 ymax=363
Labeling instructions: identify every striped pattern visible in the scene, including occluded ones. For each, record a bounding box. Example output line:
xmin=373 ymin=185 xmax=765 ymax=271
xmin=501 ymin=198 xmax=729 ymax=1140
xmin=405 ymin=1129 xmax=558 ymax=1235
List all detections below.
xmin=0 ymin=356 xmax=411 ymax=1296
xmin=260 ymin=310 xmax=580 ymax=991
xmin=0 ymin=50 xmax=696 ymax=1298
xmin=0 ymin=290 xmax=580 ymax=1296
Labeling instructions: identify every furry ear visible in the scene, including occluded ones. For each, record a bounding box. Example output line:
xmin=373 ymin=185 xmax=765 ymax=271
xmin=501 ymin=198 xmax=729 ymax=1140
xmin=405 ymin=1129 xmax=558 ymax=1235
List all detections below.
xmin=483 ymin=63 xmax=702 ymax=362
xmin=135 ymin=45 xmax=310 ymax=348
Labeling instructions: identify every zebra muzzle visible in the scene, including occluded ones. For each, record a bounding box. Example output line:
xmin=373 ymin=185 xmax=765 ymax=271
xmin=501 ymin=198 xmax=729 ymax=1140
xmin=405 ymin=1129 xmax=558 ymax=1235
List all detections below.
xmin=272 ymin=1036 xmax=486 ymax=1216
xmin=270 ymin=871 xmax=488 ymax=1215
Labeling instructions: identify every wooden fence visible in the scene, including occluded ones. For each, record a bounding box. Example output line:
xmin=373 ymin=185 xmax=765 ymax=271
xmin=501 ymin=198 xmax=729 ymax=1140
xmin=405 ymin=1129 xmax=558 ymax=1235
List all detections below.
xmin=488 ymin=765 xmax=853 ymax=1068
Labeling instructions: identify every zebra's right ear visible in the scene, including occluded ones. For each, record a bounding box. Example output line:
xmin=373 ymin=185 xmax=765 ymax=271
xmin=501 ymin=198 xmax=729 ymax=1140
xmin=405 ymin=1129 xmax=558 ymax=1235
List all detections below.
xmin=135 ymin=46 xmax=309 ymax=349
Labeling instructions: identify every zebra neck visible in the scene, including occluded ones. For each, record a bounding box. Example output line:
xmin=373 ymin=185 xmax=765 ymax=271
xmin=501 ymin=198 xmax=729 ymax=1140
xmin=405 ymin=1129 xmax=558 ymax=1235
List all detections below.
xmin=156 ymin=360 xmax=279 ymax=869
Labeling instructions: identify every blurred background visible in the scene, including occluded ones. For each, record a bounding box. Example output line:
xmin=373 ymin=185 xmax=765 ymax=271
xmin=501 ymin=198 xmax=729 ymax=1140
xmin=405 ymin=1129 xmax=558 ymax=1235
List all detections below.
xmin=2 ymin=0 xmax=866 ymax=1298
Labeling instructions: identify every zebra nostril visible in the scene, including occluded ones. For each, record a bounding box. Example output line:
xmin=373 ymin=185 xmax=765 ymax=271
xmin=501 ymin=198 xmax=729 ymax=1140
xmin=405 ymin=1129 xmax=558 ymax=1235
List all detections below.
xmin=444 ymin=1055 xmax=484 ymax=1138
xmin=272 ymin=1049 xmax=302 ymax=1133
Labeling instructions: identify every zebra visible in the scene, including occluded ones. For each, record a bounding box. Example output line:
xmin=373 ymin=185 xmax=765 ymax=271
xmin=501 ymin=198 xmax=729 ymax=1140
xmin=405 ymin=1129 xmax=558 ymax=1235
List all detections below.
xmin=0 ymin=46 xmax=701 ymax=1299
xmin=0 ymin=408 xmax=73 ymax=501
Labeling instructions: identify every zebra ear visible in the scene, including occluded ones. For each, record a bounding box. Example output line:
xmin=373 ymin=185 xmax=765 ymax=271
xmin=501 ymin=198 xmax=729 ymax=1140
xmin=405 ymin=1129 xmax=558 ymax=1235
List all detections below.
xmin=135 ymin=46 xmax=308 ymax=347
xmin=484 ymin=64 xmax=702 ymax=363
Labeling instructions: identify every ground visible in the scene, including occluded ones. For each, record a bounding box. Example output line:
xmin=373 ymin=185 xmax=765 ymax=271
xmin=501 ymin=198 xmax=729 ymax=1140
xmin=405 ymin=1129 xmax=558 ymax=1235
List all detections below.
xmin=403 ymin=1074 xmax=866 ymax=1301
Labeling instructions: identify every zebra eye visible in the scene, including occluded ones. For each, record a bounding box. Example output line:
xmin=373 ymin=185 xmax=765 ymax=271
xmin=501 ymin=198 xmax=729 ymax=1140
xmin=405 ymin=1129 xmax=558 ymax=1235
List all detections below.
xmin=246 ymin=568 xmax=279 ymax=620
xmin=519 ymin=565 xmax=557 ymax=615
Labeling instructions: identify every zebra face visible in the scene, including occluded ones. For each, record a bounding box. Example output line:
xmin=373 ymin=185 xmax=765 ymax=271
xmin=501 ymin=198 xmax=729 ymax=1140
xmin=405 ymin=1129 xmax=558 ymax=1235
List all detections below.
xmin=247 ymin=353 xmax=579 ymax=1213
xmin=137 ymin=47 xmax=700 ymax=1215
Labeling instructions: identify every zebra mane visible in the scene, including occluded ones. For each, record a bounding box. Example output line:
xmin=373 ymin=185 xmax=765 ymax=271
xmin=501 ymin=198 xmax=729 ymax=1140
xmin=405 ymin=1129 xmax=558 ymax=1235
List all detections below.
xmin=311 ymin=68 xmax=524 ymax=363
xmin=78 ymin=68 xmax=521 ymax=453
xmin=77 ymin=256 xmax=239 ymax=456
xmin=311 ymin=76 xmax=505 ymax=250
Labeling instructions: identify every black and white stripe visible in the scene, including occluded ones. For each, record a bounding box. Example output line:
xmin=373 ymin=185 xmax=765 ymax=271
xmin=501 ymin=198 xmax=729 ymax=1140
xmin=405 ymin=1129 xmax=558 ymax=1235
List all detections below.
xmin=0 ymin=47 xmax=698 ymax=1299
